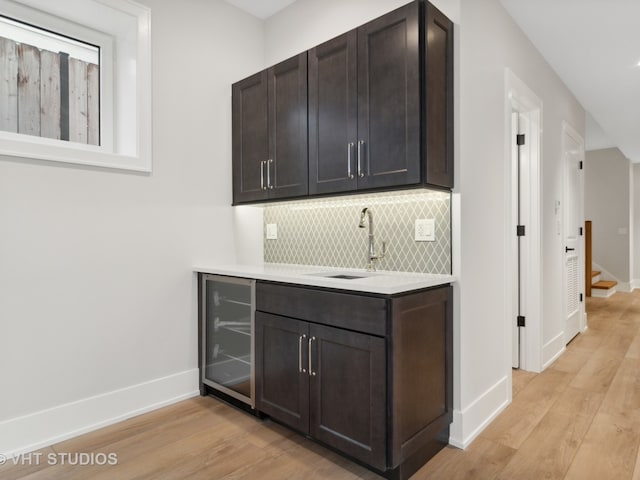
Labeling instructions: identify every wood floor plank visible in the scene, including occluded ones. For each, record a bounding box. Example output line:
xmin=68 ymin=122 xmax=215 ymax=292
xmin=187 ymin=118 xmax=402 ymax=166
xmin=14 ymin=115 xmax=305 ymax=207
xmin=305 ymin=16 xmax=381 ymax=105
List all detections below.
xmin=22 ymin=403 xmax=250 ymax=480
xmin=569 ymin=346 xmax=624 ymax=393
xmin=633 ymin=443 xmax=640 ymax=480
xmin=549 ymin=345 xmax=592 ymax=374
xmin=627 ymin=332 xmax=640 ymax=360
xmin=600 ymin=327 xmax=640 ymax=356
xmin=0 ymin=448 xmax=56 ymax=480
xmin=511 ymin=369 xmax=537 ymax=397
xmin=563 ymin=412 xmax=640 ymax=480
xmin=599 ymin=358 xmax=640 ymax=421
xmin=552 ymin=386 xmax=605 ymax=418
xmin=480 ymin=369 xmax=573 ymax=449
xmin=89 ymin=426 xmax=275 ymax=480
xmin=565 ymin=329 xmax=603 ymax=351
xmin=410 ymin=438 xmax=516 ymax=480
xmin=496 ymin=411 xmax=590 ymax=480
xmin=496 ymin=387 xmax=603 ymax=480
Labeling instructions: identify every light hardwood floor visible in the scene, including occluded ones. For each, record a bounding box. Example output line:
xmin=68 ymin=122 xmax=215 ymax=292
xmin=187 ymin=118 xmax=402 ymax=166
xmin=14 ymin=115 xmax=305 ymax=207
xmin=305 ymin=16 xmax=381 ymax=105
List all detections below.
xmin=3 ymin=292 xmax=640 ymax=479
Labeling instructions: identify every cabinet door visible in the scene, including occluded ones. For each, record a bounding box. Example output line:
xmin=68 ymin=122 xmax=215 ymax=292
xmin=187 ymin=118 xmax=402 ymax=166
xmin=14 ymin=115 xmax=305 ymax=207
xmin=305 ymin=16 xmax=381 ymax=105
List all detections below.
xmin=357 ymin=1 xmax=421 ymax=190
xmin=309 ymin=324 xmax=386 ymax=470
xmin=232 ymin=71 xmax=269 ymax=204
xmin=425 ymin=2 xmax=454 ymax=188
xmin=255 ymin=312 xmax=309 ymax=433
xmin=267 ymin=53 xmax=309 ymax=200
xmin=308 ymin=31 xmax=358 ymax=195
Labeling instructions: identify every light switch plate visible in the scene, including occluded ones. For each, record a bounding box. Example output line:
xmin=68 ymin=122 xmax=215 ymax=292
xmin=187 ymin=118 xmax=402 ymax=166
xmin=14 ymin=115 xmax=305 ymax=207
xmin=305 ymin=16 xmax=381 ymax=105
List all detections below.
xmin=266 ymin=223 xmax=278 ymax=240
xmin=415 ymin=219 xmax=435 ymax=242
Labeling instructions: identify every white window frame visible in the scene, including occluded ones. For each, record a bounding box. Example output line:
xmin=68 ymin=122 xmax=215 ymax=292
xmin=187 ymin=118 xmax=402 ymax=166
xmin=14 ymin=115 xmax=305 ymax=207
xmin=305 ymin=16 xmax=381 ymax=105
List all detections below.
xmin=0 ymin=0 xmax=152 ymax=172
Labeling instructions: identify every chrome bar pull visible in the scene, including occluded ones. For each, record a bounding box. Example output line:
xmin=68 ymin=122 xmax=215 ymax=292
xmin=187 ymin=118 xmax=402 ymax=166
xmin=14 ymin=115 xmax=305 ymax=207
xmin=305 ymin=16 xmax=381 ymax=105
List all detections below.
xmin=308 ymin=336 xmax=316 ymax=376
xmin=260 ymin=161 xmax=265 ymax=190
xmin=298 ymin=334 xmax=307 ymax=373
xmin=357 ymin=141 xmax=365 ymax=178
xmin=267 ymin=159 xmax=274 ymax=189
xmin=347 ymin=143 xmax=355 ymax=179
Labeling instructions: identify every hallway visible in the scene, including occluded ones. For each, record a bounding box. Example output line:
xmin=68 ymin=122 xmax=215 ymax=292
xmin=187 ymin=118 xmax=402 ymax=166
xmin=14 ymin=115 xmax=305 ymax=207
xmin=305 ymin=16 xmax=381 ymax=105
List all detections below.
xmin=420 ymin=291 xmax=640 ymax=479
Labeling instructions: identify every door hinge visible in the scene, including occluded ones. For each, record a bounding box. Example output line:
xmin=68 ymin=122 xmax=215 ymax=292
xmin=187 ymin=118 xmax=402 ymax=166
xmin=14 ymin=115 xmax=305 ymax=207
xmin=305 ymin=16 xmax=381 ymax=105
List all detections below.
xmin=517 ymin=225 xmax=526 ymax=237
xmin=580 ymin=293 xmax=583 ymax=302
xmin=516 ymin=134 xmax=525 ymax=146
xmin=517 ymin=315 xmax=526 ymax=327
xmin=579 ymin=161 xmax=583 ymax=170
xmin=579 ymin=227 xmax=583 ymax=236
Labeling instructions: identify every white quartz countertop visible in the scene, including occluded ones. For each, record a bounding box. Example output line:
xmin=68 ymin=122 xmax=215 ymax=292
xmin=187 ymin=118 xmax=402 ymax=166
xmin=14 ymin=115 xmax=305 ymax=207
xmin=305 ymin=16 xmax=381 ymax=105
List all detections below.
xmin=194 ymin=263 xmax=454 ymax=295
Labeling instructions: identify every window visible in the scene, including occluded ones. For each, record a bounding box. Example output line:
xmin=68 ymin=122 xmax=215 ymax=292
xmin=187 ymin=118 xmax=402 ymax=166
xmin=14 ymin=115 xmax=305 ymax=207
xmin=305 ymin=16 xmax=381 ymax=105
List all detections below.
xmin=0 ymin=0 xmax=151 ymax=172
xmin=0 ymin=16 xmax=101 ymax=145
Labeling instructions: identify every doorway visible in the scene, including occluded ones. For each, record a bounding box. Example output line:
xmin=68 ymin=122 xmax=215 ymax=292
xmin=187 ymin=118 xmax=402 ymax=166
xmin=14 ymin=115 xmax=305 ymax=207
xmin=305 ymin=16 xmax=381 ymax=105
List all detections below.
xmin=505 ymin=69 xmax=542 ymax=375
xmin=562 ymin=122 xmax=586 ymax=343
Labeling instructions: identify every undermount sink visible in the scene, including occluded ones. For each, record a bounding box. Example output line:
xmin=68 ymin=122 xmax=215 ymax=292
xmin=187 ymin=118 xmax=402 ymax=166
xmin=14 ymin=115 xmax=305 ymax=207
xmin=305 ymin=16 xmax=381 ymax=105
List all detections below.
xmin=307 ymin=271 xmax=378 ymax=280
xmin=326 ymin=274 xmax=368 ymax=280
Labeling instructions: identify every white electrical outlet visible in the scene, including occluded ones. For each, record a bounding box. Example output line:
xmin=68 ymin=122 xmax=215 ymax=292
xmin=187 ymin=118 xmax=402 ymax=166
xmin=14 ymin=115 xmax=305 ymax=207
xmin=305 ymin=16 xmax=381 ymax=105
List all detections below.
xmin=415 ymin=219 xmax=435 ymax=242
xmin=266 ymin=223 xmax=278 ymax=240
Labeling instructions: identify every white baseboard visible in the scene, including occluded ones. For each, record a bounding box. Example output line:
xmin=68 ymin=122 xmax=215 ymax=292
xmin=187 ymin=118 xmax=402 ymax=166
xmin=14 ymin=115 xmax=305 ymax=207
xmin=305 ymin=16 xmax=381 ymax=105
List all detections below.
xmin=542 ymin=333 xmax=566 ymax=370
xmin=617 ymin=282 xmax=632 ymax=293
xmin=449 ymin=375 xmax=509 ymax=449
xmin=0 ymin=369 xmax=200 ymax=458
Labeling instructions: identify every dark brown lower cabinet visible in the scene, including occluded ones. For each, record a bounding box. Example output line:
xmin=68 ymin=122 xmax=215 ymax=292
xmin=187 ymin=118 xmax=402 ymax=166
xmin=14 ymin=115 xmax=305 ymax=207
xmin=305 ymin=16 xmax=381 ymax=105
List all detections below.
xmin=255 ymin=281 xmax=453 ymax=480
xmin=256 ymin=311 xmax=386 ymax=470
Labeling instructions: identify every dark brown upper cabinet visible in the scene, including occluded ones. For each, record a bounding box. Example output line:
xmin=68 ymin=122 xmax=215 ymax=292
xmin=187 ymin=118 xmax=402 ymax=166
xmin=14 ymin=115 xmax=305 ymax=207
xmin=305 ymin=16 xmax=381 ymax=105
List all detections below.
xmin=356 ymin=1 xmax=421 ymax=191
xmin=308 ymin=31 xmax=358 ymax=194
xmin=308 ymin=1 xmax=453 ymax=196
xmin=232 ymin=53 xmax=308 ymax=204
xmin=425 ymin=2 xmax=454 ymax=188
xmin=233 ymin=1 xmax=453 ymax=204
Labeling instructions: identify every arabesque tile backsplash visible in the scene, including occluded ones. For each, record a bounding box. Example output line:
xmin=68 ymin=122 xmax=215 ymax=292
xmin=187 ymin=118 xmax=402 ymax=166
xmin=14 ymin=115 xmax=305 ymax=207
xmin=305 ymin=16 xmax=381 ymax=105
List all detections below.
xmin=263 ymin=190 xmax=451 ymax=274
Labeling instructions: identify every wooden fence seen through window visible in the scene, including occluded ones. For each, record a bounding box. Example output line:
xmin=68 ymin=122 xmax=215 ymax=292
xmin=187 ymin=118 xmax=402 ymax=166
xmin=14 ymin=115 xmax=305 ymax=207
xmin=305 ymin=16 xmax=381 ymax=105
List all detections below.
xmin=0 ymin=36 xmax=99 ymax=145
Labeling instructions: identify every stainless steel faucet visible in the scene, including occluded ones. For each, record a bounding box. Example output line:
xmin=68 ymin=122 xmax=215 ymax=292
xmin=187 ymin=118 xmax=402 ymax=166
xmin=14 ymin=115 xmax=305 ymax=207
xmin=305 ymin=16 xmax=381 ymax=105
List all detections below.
xmin=358 ymin=207 xmax=386 ymax=271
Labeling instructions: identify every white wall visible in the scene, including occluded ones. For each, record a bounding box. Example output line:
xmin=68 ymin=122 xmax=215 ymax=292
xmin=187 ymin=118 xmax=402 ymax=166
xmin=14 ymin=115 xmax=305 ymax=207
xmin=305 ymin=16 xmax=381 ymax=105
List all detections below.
xmin=585 ymin=148 xmax=632 ymax=284
xmin=0 ymin=0 xmax=264 ymax=455
xmin=455 ymin=0 xmax=584 ymax=445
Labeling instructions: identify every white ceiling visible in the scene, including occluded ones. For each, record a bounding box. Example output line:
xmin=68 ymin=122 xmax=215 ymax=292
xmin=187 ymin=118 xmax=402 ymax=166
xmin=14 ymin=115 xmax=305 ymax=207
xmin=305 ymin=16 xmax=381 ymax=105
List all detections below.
xmin=500 ymin=0 xmax=640 ymax=162
xmin=225 ymin=0 xmax=640 ymax=162
xmin=223 ymin=0 xmax=296 ymax=19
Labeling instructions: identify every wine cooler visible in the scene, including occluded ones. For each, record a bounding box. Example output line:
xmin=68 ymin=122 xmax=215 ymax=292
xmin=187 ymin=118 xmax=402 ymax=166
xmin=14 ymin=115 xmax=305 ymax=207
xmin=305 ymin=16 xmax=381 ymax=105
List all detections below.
xmin=200 ymin=274 xmax=255 ymax=408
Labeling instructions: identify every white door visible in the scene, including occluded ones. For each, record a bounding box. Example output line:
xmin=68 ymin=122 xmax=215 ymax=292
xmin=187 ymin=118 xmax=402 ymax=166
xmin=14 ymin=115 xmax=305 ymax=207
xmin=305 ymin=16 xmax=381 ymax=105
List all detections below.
xmin=512 ymin=112 xmax=530 ymax=368
xmin=563 ymin=125 xmax=584 ymax=343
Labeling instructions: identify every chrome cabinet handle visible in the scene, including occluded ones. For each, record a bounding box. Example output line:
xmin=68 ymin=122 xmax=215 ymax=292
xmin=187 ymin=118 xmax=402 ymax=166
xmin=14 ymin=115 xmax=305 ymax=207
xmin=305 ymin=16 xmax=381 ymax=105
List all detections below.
xmin=298 ymin=334 xmax=307 ymax=373
xmin=260 ymin=161 xmax=266 ymax=190
xmin=267 ymin=159 xmax=274 ymax=189
xmin=347 ymin=143 xmax=355 ymax=179
xmin=308 ymin=336 xmax=316 ymax=376
xmin=357 ymin=141 xmax=365 ymax=178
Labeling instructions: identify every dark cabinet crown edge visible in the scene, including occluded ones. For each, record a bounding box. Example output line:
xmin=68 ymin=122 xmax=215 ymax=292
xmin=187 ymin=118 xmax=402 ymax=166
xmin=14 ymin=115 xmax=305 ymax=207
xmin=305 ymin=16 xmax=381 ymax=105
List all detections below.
xmin=231 ymin=0 xmax=453 ymax=206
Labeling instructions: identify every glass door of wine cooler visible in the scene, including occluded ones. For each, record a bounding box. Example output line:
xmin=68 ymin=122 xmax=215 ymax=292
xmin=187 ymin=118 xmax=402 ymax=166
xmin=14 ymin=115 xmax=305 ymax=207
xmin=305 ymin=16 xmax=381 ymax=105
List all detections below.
xmin=201 ymin=275 xmax=255 ymax=407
